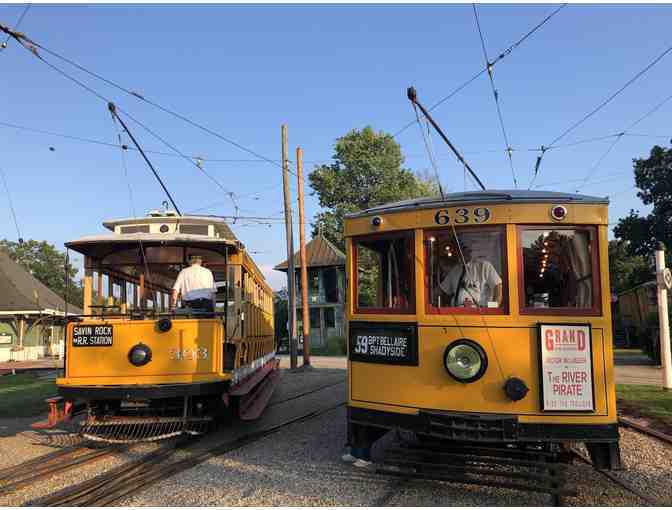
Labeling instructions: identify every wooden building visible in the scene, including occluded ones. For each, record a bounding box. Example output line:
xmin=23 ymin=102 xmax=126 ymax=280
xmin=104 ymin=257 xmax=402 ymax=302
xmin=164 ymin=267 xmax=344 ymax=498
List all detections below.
xmin=0 ymin=249 xmax=81 ymax=362
xmin=274 ymin=235 xmax=346 ymax=347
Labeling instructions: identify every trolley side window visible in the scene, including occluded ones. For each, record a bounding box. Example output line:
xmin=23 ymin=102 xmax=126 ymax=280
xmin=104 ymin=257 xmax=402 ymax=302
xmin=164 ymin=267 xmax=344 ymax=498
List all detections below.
xmin=425 ymin=227 xmax=507 ymax=314
xmin=354 ymin=232 xmax=414 ymax=313
xmin=519 ymin=227 xmax=600 ymax=314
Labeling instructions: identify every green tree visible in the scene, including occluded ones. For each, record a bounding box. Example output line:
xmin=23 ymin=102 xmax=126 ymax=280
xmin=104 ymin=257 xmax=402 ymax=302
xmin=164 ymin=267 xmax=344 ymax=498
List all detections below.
xmin=608 ymin=240 xmax=652 ymax=294
xmin=0 ymin=239 xmax=83 ymax=308
xmin=614 ymin=144 xmax=672 ymax=258
xmin=309 ymin=126 xmax=437 ymax=249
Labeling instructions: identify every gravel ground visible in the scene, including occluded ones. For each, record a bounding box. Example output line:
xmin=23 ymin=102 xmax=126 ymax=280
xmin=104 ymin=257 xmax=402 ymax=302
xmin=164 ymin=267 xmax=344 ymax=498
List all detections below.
xmin=2 ymin=364 xmax=671 ymax=507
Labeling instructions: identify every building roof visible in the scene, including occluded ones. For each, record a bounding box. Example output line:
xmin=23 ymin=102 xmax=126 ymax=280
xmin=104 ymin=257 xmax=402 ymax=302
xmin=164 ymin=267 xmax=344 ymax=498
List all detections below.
xmin=346 ymin=190 xmax=609 ymax=218
xmin=274 ymin=235 xmax=346 ymax=272
xmin=0 ymin=249 xmax=82 ymax=314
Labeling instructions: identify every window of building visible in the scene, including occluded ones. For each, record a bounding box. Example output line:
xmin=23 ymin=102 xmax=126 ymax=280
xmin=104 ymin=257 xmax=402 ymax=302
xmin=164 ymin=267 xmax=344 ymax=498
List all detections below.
xmin=309 ymin=307 xmax=321 ymax=328
xmin=355 ymin=232 xmax=414 ymax=313
xmin=520 ymin=227 xmax=599 ymax=313
xmin=323 ymin=267 xmax=339 ymax=303
xmin=426 ymin=227 xmax=507 ymax=314
xmin=324 ymin=307 xmax=335 ymax=328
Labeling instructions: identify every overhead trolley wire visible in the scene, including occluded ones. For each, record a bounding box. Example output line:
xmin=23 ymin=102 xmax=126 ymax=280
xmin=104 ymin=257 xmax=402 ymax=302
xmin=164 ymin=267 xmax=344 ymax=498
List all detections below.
xmin=0 ymin=22 xmax=280 ymax=170
xmin=0 ymin=120 xmax=279 ymax=163
xmin=393 ymin=3 xmax=567 ymax=138
xmin=530 ymin=41 xmax=672 ymax=188
xmin=472 ymin=3 xmax=518 ymax=188
xmin=1 ymin=25 xmax=242 ymax=212
xmin=573 ymin=91 xmax=672 ymax=192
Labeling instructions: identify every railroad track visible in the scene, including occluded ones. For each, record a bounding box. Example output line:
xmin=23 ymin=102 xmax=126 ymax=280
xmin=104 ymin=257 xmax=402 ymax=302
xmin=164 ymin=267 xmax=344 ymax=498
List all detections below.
xmin=618 ymin=415 xmax=672 ymax=446
xmin=0 ymin=444 xmax=121 ymax=497
xmin=18 ymin=380 xmax=345 ymax=506
xmin=568 ymin=447 xmax=659 ymax=506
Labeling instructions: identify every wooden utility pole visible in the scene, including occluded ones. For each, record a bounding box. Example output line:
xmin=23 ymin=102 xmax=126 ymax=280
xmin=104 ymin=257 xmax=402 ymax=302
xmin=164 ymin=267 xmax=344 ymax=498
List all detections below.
xmin=296 ymin=147 xmax=310 ymax=367
xmin=281 ymin=125 xmax=297 ymax=369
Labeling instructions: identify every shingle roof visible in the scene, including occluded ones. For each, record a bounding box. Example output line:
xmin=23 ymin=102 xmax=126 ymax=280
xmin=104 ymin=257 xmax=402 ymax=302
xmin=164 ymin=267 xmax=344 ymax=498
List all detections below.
xmin=274 ymin=235 xmax=345 ymax=271
xmin=0 ymin=249 xmax=82 ymax=314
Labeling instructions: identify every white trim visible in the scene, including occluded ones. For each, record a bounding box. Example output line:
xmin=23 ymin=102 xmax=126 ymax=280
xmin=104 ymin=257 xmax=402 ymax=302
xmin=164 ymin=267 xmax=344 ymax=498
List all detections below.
xmin=230 ymin=350 xmax=276 ymax=384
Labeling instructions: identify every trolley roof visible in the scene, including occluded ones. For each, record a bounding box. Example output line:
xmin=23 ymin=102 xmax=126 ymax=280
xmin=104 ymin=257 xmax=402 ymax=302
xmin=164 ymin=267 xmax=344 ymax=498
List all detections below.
xmin=65 ymin=213 xmax=240 ymax=259
xmin=346 ymin=190 xmax=609 ymax=218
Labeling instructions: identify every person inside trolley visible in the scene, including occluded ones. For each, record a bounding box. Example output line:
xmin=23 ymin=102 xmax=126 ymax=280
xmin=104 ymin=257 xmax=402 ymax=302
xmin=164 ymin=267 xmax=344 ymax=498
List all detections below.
xmin=439 ymin=242 xmax=503 ymax=308
xmin=171 ymin=254 xmax=217 ymax=312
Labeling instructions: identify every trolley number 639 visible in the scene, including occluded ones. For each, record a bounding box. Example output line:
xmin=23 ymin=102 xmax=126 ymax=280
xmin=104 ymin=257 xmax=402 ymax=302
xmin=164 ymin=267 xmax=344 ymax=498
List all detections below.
xmin=434 ymin=207 xmax=491 ymax=225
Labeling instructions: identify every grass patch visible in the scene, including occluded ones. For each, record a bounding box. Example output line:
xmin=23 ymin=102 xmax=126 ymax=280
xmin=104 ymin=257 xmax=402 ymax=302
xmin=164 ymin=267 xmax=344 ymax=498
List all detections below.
xmin=0 ymin=373 xmax=57 ymax=418
xmin=616 ymin=384 xmax=672 ymax=421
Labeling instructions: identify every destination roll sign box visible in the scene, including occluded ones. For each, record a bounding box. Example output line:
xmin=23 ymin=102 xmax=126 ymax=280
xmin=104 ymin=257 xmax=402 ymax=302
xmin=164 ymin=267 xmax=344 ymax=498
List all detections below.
xmin=349 ymin=322 xmax=418 ymax=366
xmin=72 ymin=325 xmax=114 ymax=347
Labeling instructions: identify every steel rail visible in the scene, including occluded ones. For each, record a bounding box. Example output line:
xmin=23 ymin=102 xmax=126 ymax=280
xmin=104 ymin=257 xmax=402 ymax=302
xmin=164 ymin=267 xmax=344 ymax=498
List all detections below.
xmin=569 ymin=447 xmax=658 ymax=506
xmin=0 ymin=445 xmax=120 ymax=497
xmin=23 ymin=379 xmax=345 ymax=506
xmin=30 ymin=401 xmax=345 ymax=506
xmin=618 ymin=415 xmax=672 ymax=445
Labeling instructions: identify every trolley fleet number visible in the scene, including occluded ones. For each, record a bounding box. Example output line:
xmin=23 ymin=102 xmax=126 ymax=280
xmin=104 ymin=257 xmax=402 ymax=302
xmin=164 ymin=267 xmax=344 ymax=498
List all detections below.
xmin=433 ymin=207 xmax=491 ymax=225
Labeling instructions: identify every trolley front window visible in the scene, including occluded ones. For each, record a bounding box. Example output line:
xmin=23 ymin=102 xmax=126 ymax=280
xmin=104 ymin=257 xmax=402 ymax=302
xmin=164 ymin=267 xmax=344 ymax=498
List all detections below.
xmin=425 ymin=227 xmax=507 ymax=314
xmin=519 ymin=226 xmax=600 ymax=314
xmin=354 ymin=232 xmax=414 ymax=313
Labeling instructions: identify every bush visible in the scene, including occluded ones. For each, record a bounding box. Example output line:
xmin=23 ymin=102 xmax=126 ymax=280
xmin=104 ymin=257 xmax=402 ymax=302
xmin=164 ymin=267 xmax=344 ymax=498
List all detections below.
xmin=312 ymin=335 xmax=347 ymax=356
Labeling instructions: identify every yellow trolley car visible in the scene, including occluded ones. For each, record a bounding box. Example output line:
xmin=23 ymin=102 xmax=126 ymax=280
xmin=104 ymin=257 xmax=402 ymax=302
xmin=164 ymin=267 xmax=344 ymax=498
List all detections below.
xmin=44 ymin=210 xmax=276 ymax=442
xmin=345 ymin=190 xmax=621 ymax=472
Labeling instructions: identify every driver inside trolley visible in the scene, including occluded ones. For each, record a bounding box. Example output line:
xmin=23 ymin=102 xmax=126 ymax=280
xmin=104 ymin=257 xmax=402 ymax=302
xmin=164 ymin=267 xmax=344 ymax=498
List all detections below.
xmin=438 ymin=241 xmax=503 ymax=308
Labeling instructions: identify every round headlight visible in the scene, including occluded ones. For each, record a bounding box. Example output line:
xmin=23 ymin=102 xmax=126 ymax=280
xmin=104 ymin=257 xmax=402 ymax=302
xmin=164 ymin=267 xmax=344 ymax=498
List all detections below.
xmin=443 ymin=339 xmax=487 ymax=383
xmin=129 ymin=343 xmax=152 ymax=367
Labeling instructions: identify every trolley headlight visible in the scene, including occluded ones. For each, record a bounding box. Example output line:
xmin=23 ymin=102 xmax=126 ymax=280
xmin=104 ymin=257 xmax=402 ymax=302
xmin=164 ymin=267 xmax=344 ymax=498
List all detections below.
xmin=443 ymin=339 xmax=487 ymax=383
xmin=128 ymin=343 xmax=152 ymax=367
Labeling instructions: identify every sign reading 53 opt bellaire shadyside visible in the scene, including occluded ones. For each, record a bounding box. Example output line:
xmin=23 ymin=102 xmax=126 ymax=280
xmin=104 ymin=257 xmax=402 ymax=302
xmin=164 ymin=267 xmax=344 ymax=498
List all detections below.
xmin=539 ymin=324 xmax=594 ymax=411
xmin=349 ymin=322 xmax=418 ymax=366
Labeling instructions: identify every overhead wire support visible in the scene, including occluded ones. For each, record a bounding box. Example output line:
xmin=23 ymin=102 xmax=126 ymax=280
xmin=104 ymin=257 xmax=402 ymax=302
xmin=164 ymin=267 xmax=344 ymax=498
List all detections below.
xmin=108 ymin=102 xmax=182 ymax=216
xmin=393 ymin=3 xmax=567 ymax=138
xmin=531 ymin=40 xmax=672 ymax=187
xmin=407 ymin=86 xmax=486 ymax=191
xmin=1 ymin=4 xmax=30 ymax=51
xmin=472 ymin=3 xmax=518 ymax=188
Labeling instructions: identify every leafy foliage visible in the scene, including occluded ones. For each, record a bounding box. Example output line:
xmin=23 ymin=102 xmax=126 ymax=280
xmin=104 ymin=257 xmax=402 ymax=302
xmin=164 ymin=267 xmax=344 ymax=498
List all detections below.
xmin=309 ymin=126 xmax=437 ymax=249
xmin=614 ymin=144 xmax=672 ymax=259
xmin=608 ymin=240 xmax=652 ymax=294
xmin=0 ymin=239 xmax=83 ymax=308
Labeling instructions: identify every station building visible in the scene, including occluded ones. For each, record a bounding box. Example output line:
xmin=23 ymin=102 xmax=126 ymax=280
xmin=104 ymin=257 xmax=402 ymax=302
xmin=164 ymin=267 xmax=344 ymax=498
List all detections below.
xmin=274 ymin=235 xmax=346 ymax=348
xmin=0 ymin=249 xmax=81 ymax=362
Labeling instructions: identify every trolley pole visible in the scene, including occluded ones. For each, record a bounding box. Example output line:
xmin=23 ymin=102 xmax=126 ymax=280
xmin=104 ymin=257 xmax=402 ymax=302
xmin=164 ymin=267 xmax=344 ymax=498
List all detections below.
xmin=281 ymin=125 xmax=298 ymax=370
xmin=654 ymin=242 xmax=672 ymax=390
xmin=296 ymin=147 xmax=311 ymax=367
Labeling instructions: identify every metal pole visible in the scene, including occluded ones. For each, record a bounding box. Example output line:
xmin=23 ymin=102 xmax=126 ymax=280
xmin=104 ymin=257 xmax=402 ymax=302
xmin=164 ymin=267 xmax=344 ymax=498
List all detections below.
xmin=296 ymin=147 xmax=311 ymax=367
xmin=654 ymin=242 xmax=672 ymax=390
xmin=281 ymin=125 xmax=297 ymax=370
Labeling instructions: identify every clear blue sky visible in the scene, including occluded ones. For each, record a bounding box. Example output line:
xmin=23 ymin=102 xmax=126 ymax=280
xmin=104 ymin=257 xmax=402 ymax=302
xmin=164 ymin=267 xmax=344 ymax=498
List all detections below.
xmin=1 ymin=3 xmax=669 ymax=289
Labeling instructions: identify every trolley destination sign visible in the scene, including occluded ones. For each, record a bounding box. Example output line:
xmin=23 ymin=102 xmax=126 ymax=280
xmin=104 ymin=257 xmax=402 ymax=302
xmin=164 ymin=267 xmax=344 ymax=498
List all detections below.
xmin=539 ymin=324 xmax=594 ymax=411
xmin=349 ymin=322 xmax=418 ymax=366
xmin=72 ymin=325 xmax=114 ymax=347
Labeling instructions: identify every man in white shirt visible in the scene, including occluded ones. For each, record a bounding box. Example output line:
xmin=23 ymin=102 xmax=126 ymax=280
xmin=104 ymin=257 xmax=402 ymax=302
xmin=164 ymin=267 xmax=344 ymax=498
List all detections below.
xmin=439 ymin=244 xmax=503 ymax=308
xmin=171 ymin=255 xmax=217 ymax=312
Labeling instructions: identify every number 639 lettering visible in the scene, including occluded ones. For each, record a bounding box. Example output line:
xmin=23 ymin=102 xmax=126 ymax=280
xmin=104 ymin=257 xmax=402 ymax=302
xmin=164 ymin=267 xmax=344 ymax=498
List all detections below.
xmin=434 ymin=207 xmax=490 ymax=225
